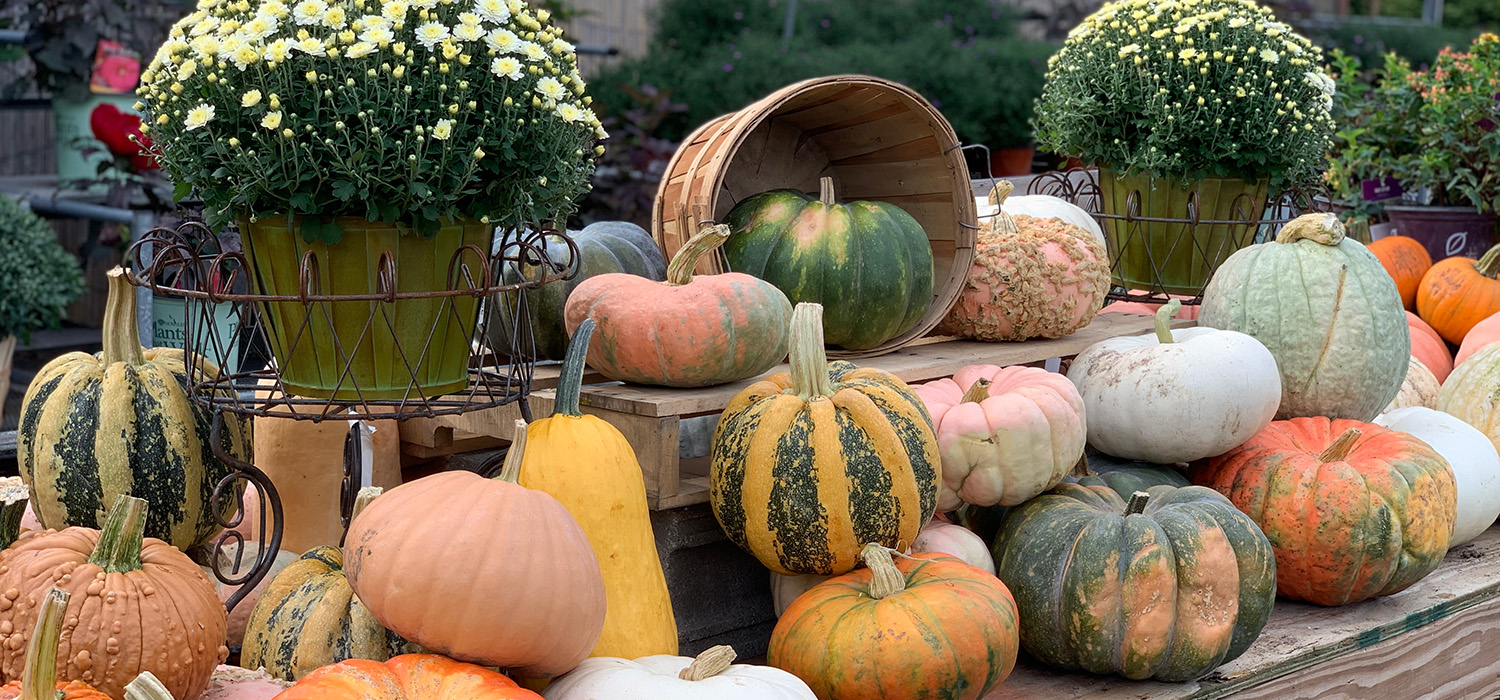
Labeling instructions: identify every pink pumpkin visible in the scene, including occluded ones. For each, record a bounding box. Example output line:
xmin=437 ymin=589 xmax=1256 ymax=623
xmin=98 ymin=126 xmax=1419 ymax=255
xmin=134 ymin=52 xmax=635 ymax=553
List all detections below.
xmin=200 ymin=666 xmax=292 ymax=700
xmin=910 ymin=520 xmax=994 ymax=574
xmin=1456 ymin=312 xmax=1500 ymax=368
xmin=912 ymin=364 xmax=1086 ymax=510
xmin=1409 ymin=311 xmax=1454 ymax=383
xmin=1101 ymin=294 xmax=1201 ymax=321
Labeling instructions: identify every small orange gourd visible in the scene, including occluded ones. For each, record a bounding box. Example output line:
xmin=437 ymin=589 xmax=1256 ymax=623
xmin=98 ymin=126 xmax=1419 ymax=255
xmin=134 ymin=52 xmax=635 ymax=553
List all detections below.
xmin=1417 ymin=243 xmax=1500 ymax=344
xmin=1369 ymin=235 xmax=1432 ymax=309
xmin=264 ymin=655 xmax=542 ymax=700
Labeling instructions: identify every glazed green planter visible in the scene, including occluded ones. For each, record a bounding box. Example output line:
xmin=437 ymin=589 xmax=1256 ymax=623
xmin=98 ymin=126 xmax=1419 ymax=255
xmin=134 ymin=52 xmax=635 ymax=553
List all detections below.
xmin=53 ymin=93 xmax=138 ymax=185
xmin=1098 ymin=168 xmax=1269 ymax=295
xmin=239 ymin=215 xmax=494 ymax=400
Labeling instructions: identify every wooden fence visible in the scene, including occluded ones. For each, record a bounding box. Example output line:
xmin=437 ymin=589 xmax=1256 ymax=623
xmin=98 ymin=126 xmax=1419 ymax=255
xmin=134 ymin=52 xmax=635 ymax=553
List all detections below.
xmin=563 ymin=0 xmax=659 ymax=75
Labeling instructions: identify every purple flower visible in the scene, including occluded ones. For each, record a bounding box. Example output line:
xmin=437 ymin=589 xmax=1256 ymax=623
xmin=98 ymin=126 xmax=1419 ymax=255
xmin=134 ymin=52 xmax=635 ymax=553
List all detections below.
xmin=932 ymin=99 xmax=942 ymax=108
xmin=820 ymin=18 xmax=830 ymax=27
xmin=733 ymin=10 xmax=743 ymax=20
xmin=722 ymin=63 xmax=734 ymax=72
xmin=1354 ymin=34 xmax=1364 ymax=45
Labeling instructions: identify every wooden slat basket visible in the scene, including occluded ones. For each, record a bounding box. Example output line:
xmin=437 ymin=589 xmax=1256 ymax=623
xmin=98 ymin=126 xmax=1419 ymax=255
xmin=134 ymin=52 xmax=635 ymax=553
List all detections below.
xmin=652 ymin=74 xmax=977 ymax=359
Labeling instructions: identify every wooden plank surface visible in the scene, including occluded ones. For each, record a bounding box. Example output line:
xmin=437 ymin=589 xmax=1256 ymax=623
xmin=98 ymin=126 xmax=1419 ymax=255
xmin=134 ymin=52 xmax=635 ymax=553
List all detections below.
xmin=984 ymin=529 xmax=1500 ymax=699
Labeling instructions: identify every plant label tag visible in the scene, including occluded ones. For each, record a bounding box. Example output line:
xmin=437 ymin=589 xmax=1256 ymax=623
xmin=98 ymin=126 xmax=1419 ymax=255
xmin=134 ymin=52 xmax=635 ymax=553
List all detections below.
xmin=1361 ymin=177 xmax=1403 ymax=202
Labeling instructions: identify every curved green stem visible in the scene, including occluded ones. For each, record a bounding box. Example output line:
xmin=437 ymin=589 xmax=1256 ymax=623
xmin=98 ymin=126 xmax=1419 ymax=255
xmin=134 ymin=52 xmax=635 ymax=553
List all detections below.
xmin=789 ymin=303 xmax=834 ymax=400
xmin=665 ymin=224 xmax=731 ymax=285
xmin=554 ymin=320 xmax=593 ymax=417
xmin=496 ymin=419 xmax=528 ymax=484
xmin=22 ymin=588 xmax=69 ymax=700
xmin=1155 ymin=299 xmax=1183 ymax=344
xmin=1476 ymin=244 xmax=1500 ymax=279
xmin=102 ymin=268 xmax=145 ymax=367
xmin=87 ymin=494 xmax=146 ymax=574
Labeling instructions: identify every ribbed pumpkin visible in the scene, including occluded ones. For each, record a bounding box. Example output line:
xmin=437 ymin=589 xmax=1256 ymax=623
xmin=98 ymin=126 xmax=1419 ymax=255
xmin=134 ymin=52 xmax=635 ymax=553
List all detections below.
xmin=1387 ymin=356 xmax=1440 ymax=412
xmin=0 ymin=589 xmax=110 ymax=700
xmin=1408 ymin=312 xmax=1453 ymax=382
xmin=564 ymin=224 xmax=792 ymax=387
xmin=0 ymin=495 xmax=228 ymax=700
xmin=1369 ymin=235 xmax=1432 ymax=310
xmin=272 ymin=655 xmax=543 ymax=700
xmin=344 ymin=421 xmax=606 ymax=677
xmin=709 ymin=303 xmax=939 ymax=576
xmin=769 ymin=545 xmax=1019 ymax=700
xmin=911 ymin=364 xmax=1084 ymax=510
xmin=1193 ymin=418 xmax=1456 ymax=606
xmin=1375 ymin=407 xmax=1500 ymax=548
xmin=910 ymin=519 xmax=995 ymax=575
xmin=994 ymin=484 xmax=1276 ymax=681
xmin=1200 ymin=213 xmax=1408 ymax=421
xmin=518 ymin=320 xmax=677 ymax=659
xmin=1455 ymin=312 xmax=1500 ymax=367
xmin=722 ymin=177 xmax=934 ymax=350
xmin=937 ymin=181 xmax=1109 ymax=341
xmin=18 ymin=268 xmax=250 ymax=550
xmin=1418 ymin=243 xmax=1500 ymax=344
xmin=1064 ymin=451 xmax=1190 ymax=498
xmin=1439 ymin=342 xmax=1500 ymax=448
xmin=493 ymin=222 xmax=668 ymax=361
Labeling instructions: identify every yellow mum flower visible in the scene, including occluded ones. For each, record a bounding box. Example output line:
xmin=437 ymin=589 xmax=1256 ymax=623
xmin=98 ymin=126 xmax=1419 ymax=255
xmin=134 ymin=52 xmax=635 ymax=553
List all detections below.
xmin=262 ymin=111 xmax=284 ymax=129
xmin=242 ymin=89 xmax=262 ymax=107
xmin=184 ymin=104 xmax=216 ymax=130
xmin=432 ymin=119 xmax=453 ymax=140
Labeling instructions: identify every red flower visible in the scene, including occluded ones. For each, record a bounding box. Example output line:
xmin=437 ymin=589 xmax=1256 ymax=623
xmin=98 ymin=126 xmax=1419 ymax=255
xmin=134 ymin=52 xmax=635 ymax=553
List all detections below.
xmin=89 ymin=103 xmax=158 ymax=170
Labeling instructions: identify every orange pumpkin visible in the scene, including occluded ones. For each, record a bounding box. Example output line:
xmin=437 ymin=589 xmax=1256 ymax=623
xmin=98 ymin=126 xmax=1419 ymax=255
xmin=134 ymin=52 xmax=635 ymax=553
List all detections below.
xmin=273 ymin=655 xmax=542 ymax=700
xmin=768 ymin=545 xmax=1019 ymax=700
xmin=1369 ymin=235 xmax=1432 ymax=310
xmin=1407 ymin=312 xmax=1453 ymax=383
xmin=1417 ymin=243 xmax=1500 ymax=344
xmin=0 ymin=589 xmax=110 ymax=700
xmin=1193 ymin=418 xmax=1456 ymax=606
xmin=1456 ymin=312 xmax=1500 ymax=367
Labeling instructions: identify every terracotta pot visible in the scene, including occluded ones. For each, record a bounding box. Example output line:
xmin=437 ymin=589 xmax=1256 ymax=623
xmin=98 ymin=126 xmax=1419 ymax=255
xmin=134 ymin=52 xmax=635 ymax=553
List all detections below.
xmin=989 ymin=146 xmax=1036 ymax=177
xmin=1385 ymin=205 xmax=1498 ymax=263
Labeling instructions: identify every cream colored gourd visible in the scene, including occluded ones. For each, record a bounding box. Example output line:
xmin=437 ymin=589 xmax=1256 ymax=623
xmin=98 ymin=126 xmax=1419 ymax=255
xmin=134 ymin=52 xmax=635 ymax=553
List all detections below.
xmin=977 ymin=193 xmax=1106 ymax=246
xmin=1439 ymin=343 xmax=1500 ymax=452
xmin=1375 ymin=407 xmax=1500 ymax=547
xmin=770 ymin=572 xmax=831 ymax=618
xmin=1068 ymin=301 xmax=1281 ymax=463
xmin=1200 ymin=213 xmax=1408 ymax=421
xmin=911 ymin=520 xmax=995 ymax=575
xmin=1386 ymin=357 xmax=1440 ymax=413
xmin=542 ymin=646 xmax=816 ymax=700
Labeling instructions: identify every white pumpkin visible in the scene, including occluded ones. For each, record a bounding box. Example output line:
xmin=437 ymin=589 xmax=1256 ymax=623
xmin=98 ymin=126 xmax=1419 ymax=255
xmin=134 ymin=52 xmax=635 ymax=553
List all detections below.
xmin=1067 ymin=301 xmax=1282 ymax=463
xmin=544 ymin=645 xmax=816 ymax=700
xmin=1386 ymin=357 xmax=1441 ymax=413
xmin=770 ymin=572 xmax=832 ymax=618
xmin=910 ymin=520 xmax=995 ymax=575
xmin=1375 ymin=407 xmax=1500 ymax=547
xmin=975 ymin=192 xmax=1106 ymax=246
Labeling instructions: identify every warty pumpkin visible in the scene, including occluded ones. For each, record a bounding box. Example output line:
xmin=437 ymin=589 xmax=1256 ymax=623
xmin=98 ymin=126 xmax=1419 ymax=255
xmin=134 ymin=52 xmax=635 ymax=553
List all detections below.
xmin=1368 ymin=235 xmax=1432 ymax=310
xmin=564 ymin=223 xmax=792 ymax=387
xmin=1408 ymin=311 xmax=1453 ymax=383
xmin=911 ymin=363 xmax=1085 ymax=510
xmin=723 ymin=176 xmax=935 ymax=350
xmin=1417 ymin=242 xmax=1500 ymax=344
xmin=1200 ymin=213 xmax=1408 ymax=421
xmin=994 ymin=484 xmax=1276 ymax=681
xmin=0 ymin=495 xmax=228 ymax=700
xmin=1193 ymin=418 xmax=1456 ymax=605
xmin=1386 ymin=356 xmax=1440 ymax=412
xmin=344 ymin=421 xmax=606 ymax=677
xmin=769 ymin=545 xmax=1019 ymax=700
xmin=0 ymin=588 xmax=110 ymax=700
xmin=1455 ymin=311 xmax=1500 ymax=367
xmin=541 ymin=646 xmax=816 ymax=700
xmin=938 ymin=181 xmax=1110 ymax=341
xmin=1375 ymin=407 xmax=1500 ymax=548
xmin=709 ymin=303 xmax=939 ymax=576
xmin=1439 ymin=342 xmax=1500 ymax=450
xmin=518 ymin=320 xmax=677 ymax=659
xmin=271 ymin=655 xmax=543 ymax=700
xmin=18 ymin=268 xmax=250 ymax=550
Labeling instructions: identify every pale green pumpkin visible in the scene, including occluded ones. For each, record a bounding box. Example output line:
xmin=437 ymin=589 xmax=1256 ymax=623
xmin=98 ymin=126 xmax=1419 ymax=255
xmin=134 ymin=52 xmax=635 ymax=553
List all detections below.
xmin=1199 ymin=213 xmax=1408 ymax=421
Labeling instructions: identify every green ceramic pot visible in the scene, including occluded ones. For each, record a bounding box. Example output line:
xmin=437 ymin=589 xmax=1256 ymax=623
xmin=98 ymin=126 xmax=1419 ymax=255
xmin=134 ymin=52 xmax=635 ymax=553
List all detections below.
xmin=239 ymin=215 xmax=494 ymax=400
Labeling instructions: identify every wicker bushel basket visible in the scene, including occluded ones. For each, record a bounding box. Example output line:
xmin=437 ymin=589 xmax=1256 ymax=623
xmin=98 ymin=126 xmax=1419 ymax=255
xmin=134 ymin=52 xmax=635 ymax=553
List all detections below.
xmin=652 ymin=75 xmax=977 ymax=358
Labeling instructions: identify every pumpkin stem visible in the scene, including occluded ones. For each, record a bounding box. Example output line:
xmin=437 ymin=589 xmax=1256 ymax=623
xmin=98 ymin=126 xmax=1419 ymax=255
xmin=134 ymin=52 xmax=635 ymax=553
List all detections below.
xmin=21 ymin=588 xmax=68 ymax=700
xmin=1071 ymin=453 xmax=1096 ymax=478
xmin=1475 ymin=244 xmax=1500 ymax=279
xmin=985 ymin=181 xmax=1021 ymax=237
xmin=351 ymin=486 xmax=383 ymax=521
xmin=987 ymin=180 xmax=1015 ymax=207
xmin=496 ymin=419 xmax=529 ymax=484
xmin=1154 ymin=299 xmax=1182 ymax=344
xmin=1274 ymin=213 xmax=1346 ymax=247
xmin=87 ymin=494 xmax=147 ymax=573
xmin=124 ymin=672 xmax=175 ymax=700
xmin=1124 ymin=491 xmax=1151 ymax=516
xmin=818 ymin=176 xmax=836 ymax=206
xmin=1318 ymin=428 xmax=1363 ymax=463
xmin=788 ymin=303 xmax=835 ymax=400
xmin=0 ymin=478 xmax=29 ymax=550
xmin=102 ymin=268 xmax=146 ymax=367
xmin=679 ymin=645 xmax=737 ymax=681
xmin=665 ymin=223 xmax=731 ymax=286
xmin=960 ymin=378 xmax=993 ymax=404
xmin=861 ymin=543 xmax=906 ymax=599
xmin=553 ymin=319 xmax=593 ymax=417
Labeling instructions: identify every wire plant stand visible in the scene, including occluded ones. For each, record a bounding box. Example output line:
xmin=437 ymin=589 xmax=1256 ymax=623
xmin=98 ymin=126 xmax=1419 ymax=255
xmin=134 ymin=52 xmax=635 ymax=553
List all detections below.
xmin=124 ymin=219 xmax=577 ymax=621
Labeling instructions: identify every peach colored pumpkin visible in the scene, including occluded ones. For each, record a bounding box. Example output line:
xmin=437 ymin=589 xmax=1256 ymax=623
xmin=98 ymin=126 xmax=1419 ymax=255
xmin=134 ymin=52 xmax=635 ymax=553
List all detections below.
xmin=1408 ymin=312 xmax=1453 ymax=383
xmin=344 ymin=421 xmax=606 ymax=678
xmin=912 ymin=364 xmax=1085 ymax=510
xmin=1100 ymin=293 xmax=1201 ymax=320
xmin=1456 ymin=312 xmax=1500 ymax=367
xmin=199 ymin=666 xmax=292 ymax=700
xmin=910 ymin=520 xmax=995 ymax=575
xmin=1386 ymin=357 xmax=1441 ymax=413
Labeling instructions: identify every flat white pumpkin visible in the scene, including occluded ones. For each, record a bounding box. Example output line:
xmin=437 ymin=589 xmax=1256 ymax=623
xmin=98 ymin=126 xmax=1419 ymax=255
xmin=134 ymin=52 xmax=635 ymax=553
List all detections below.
xmin=910 ymin=520 xmax=995 ymax=575
xmin=1375 ymin=407 xmax=1500 ymax=547
xmin=1068 ymin=301 xmax=1281 ymax=463
xmin=977 ymin=192 xmax=1106 ymax=246
xmin=543 ymin=646 xmax=816 ymax=700
xmin=1439 ymin=342 xmax=1500 ymax=451
xmin=1386 ymin=356 xmax=1440 ymax=413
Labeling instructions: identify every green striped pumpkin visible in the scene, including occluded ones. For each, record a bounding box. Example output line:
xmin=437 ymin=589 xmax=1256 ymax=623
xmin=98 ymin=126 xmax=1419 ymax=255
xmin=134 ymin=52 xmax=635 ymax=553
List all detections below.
xmin=17 ymin=268 xmax=250 ymax=550
xmin=710 ymin=302 xmax=939 ymax=576
xmin=722 ymin=177 xmax=933 ymax=350
xmin=241 ymin=545 xmax=418 ymax=681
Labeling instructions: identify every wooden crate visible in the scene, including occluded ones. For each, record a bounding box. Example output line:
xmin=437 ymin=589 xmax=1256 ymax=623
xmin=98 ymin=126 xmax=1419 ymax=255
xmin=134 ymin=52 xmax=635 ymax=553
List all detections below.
xmin=408 ymin=312 xmax=1179 ymax=510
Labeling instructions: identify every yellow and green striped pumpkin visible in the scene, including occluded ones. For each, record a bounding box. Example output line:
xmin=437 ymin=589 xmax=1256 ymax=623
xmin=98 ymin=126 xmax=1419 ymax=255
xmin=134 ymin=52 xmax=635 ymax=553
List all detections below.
xmin=17 ymin=268 xmax=250 ymax=550
xmin=710 ymin=302 xmax=939 ymax=576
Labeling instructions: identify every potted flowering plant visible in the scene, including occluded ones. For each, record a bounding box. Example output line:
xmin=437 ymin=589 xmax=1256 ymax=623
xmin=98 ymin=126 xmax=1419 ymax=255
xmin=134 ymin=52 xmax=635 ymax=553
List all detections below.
xmin=1033 ymin=0 xmax=1336 ymax=295
xmin=0 ymin=196 xmax=86 ymax=422
xmin=135 ymin=0 xmax=604 ymax=399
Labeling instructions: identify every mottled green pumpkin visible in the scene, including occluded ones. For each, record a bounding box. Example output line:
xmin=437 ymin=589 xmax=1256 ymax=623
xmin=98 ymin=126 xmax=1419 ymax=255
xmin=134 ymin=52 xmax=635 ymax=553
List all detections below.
xmin=491 ymin=221 xmax=667 ymax=361
xmin=995 ymin=483 xmax=1276 ymax=682
xmin=723 ymin=177 xmax=933 ymax=350
xmin=18 ymin=268 xmax=249 ymax=551
xmin=1200 ymin=213 xmax=1408 ymax=421
xmin=1066 ymin=450 xmax=1190 ymax=499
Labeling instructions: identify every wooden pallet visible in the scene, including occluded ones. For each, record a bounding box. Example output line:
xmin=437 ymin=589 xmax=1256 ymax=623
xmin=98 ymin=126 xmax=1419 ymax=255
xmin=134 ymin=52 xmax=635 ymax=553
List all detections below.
xmin=408 ymin=312 xmax=1179 ymax=510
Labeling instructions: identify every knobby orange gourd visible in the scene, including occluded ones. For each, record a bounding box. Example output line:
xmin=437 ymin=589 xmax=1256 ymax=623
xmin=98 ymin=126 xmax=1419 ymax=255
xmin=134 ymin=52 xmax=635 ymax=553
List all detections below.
xmin=0 ymin=588 xmax=111 ymax=700
xmin=1418 ymin=242 xmax=1500 ymax=344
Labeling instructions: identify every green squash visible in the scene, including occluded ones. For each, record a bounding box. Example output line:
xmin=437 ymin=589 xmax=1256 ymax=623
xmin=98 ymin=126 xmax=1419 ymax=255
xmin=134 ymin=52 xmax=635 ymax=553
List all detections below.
xmin=1200 ymin=213 xmax=1408 ymax=421
xmin=492 ymin=221 xmax=667 ymax=361
xmin=995 ymin=483 xmax=1276 ymax=682
xmin=1067 ymin=450 xmax=1190 ymax=498
xmin=723 ymin=177 xmax=933 ymax=350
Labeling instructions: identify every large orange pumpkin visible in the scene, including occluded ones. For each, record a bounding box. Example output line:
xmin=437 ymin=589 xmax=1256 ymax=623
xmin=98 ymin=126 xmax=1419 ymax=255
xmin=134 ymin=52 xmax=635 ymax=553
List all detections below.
xmin=1369 ymin=235 xmax=1432 ymax=310
xmin=0 ymin=589 xmax=110 ymax=700
xmin=768 ymin=545 xmax=1019 ymax=700
xmin=1417 ymin=243 xmax=1500 ymax=344
xmin=1456 ymin=311 xmax=1500 ymax=367
xmin=1193 ymin=418 xmax=1456 ymax=606
xmin=1407 ymin=312 xmax=1453 ymax=383
xmin=273 ymin=655 xmax=542 ymax=700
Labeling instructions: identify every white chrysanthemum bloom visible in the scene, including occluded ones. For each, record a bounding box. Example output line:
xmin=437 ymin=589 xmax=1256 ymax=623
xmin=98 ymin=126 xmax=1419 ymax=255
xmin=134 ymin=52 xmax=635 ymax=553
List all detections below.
xmin=432 ymin=119 xmax=454 ymax=140
xmin=242 ymin=89 xmax=262 ymax=107
xmin=216 ymin=35 xmax=243 ymax=60
xmin=520 ymin=41 xmax=546 ymax=61
xmin=490 ymin=56 xmax=522 ymax=79
xmin=550 ymin=38 xmax=573 ymax=55
xmin=294 ymin=0 xmax=328 ymax=25
xmin=555 ymin=103 xmax=584 ymax=123
xmin=345 ymin=41 xmax=377 ymax=58
xmin=1228 ymin=16 xmax=1248 ymax=28
xmin=263 ymin=0 xmax=291 ymax=18
xmin=177 ymin=59 xmax=198 ymax=80
xmin=191 ymin=16 xmax=221 ymax=36
xmin=457 ymin=11 xmax=481 ymax=25
xmin=191 ymin=35 xmax=221 ymax=59
xmin=215 ymin=20 xmax=239 ymax=37
xmin=415 ymin=21 xmax=450 ymax=48
xmin=382 ymin=0 xmax=409 ymax=23
xmin=453 ymin=22 xmax=484 ymax=41
xmin=1118 ymin=43 xmax=1142 ymax=57
xmin=1178 ymin=47 xmax=1197 ymax=59
xmin=1260 ymin=48 xmax=1279 ymax=63
xmin=324 ymin=5 xmax=349 ymax=29
xmin=474 ymin=0 xmax=510 ymax=24
xmin=242 ymin=14 xmax=278 ymax=40
xmin=412 ymin=0 xmax=438 ymax=8
xmin=1261 ymin=21 xmax=1283 ymax=36
xmin=184 ymin=104 xmax=215 ymax=130
xmin=537 ymin=76 xmax=567 ymax=100
xmin=296 ymin=37 xmax=328 ymax=55
xmin=264 ymin=38 xmax=294 ymax=63
xmin=485 ymin=27 xmax=520 ymax=52
xmin=362 ymin=23 xmax=395 ymax=44
xmin=1284 ymin=40 xmax=1303 ymax=56
xmin=261 ymin=111 xmax=284 ymax=129
xmin=231 ymin=43 xmax=262 ymax=69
